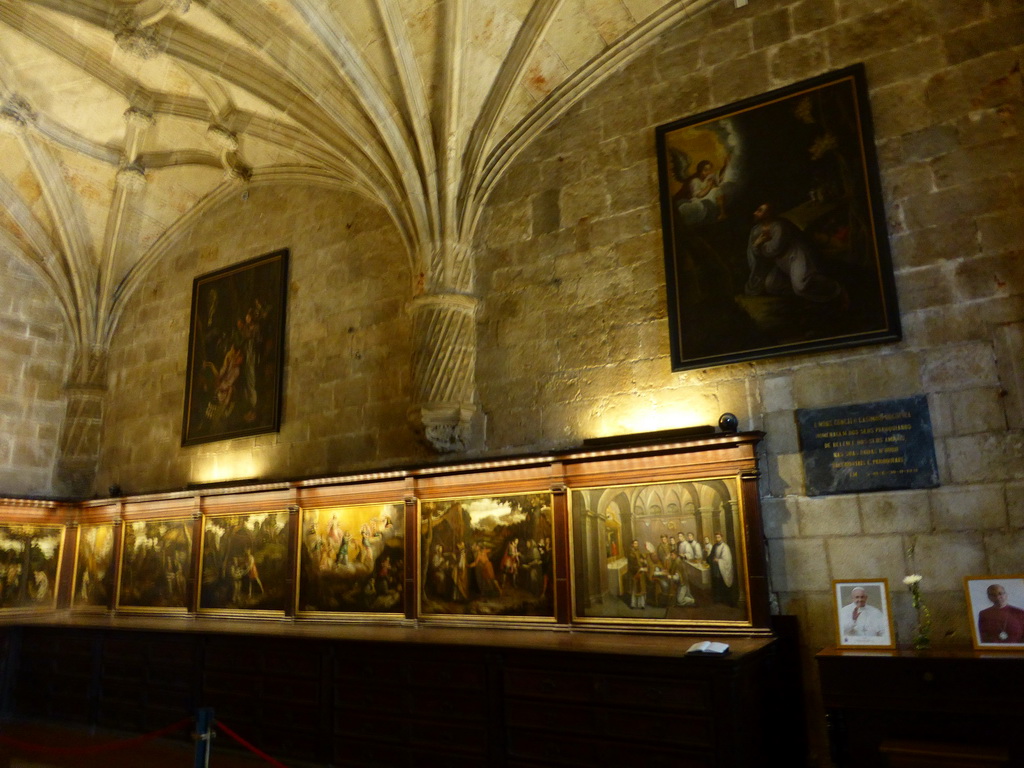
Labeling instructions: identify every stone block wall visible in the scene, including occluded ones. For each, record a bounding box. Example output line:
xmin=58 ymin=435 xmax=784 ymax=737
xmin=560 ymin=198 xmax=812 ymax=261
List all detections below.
xmin=97 ymin=183 xmax=430 ymax=494
xmin=0 ymin=258 xmax=69 ymax=497
xmin=474 ymin=0 xmax=1024 ymax=673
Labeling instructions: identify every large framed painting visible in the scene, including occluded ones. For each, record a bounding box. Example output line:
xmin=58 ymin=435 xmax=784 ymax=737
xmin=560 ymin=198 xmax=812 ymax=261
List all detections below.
xmin=418 ymin=493 xmax=556 ymax=622
xmin=72 ymin=522 xmax=117 ymax=610
xmin=570 ymin=477 xmax=755 ymax=632
xmin=0 ymin=524 xmax=64 ymax=610
xmin=199 ymin=511 xmax=290 ymax=614
xmin=655 ymin=64 xmax=900 ymax=370
xmin=297 ymin=502 xmax=406 ymax=616
xmin=117 ymin=518 xmax=194 ymax=611
xmin=182 ymin=249 xmax=289 ymax=446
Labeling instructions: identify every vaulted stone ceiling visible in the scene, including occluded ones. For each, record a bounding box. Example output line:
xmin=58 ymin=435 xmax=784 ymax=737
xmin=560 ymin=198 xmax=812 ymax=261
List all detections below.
xmin=0 ymin=0 xmax=711 ymax=485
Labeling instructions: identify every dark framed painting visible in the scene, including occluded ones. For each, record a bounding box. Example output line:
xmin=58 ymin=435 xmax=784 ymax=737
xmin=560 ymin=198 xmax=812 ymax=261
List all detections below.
xmin=297 ymin=502 xmax=406 ymax=616
xmin=182 ymin=249 xmax=289 ymax=446
xmin=418 ymin=492 xmax=556 ymax=622
xmin=117 ymin=517 xmax=193 ymax=611
xmin=199 ymin=511 xmax=290 ymax=614
xmin=72 ymin=522 xmax=117 ymax=610
xmin=655 ymin=64 xmax=900 ymax=370
xmin=570 ymin=477 xmax=754 ymax=632
xmin=0 ymin=523 xmax=64 ymax=610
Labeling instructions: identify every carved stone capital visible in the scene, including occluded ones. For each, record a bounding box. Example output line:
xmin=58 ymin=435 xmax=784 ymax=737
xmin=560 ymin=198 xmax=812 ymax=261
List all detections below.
xmin=412 ymin=404 xmax=478 ymax=453
xmin=207 ymin=124 xmax=239 ymax=152
xmin=223 ymin=163 xmax=252 ymax=183
xmin=123 ymin=107 xmax=155 ymax=128
xmin=0 ymin=94 xmax=35 ymax=134
xmin=116 ymin=164 xmax=147 ymax=191
xmin=114 ymin=10 xmax=160 ymax=59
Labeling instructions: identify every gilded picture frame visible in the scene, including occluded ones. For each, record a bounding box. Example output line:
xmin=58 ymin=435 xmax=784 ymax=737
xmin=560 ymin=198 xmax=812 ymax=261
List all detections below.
xmin=72 ymin=522 xmax=117 ymax=610
xmin=297 ymin=502 xmax=406 ymax=617
xmin=181 ymin=249 xmax=289 ymax=446
xmin=198 ymin=511 xmax=290 ymax=615
xmin=116 ymin=517 xmax=194 ymax=612
xmin=418 ymin=492 xmax=556 ymax=623
xmin=569 ymin=477 xmax=754 ymax=632
xmin=832 ymin=578 xmax=895 ymax=649
xmin=965 ymin=575 xmax=1024 ymax=650
xmin=655 ymin=64 xmax=900 ymax=370
xmin=0 ymin=523 xmax=64 ymax=611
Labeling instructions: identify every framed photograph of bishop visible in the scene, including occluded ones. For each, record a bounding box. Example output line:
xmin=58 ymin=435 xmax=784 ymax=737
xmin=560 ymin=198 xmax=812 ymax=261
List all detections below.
xmin=965 ymin=575 xmax=1024 ymax=650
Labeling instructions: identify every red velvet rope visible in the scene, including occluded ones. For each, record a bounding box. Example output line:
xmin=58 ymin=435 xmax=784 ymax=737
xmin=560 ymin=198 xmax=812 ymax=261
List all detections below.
xmin=0 ymin=717 xmax=192 ymax=756
xmin=214 ymin=720 xmax=289 ymax=768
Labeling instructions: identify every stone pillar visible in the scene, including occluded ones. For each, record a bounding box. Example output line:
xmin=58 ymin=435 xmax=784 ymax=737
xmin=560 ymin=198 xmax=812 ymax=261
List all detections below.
xmin=55 ymin=383 xmax=106 ymax=498
xmin=54 ymin=350 xmax=107 ymax=498
xmin=408 ymin=292 xmax=479 ymax=452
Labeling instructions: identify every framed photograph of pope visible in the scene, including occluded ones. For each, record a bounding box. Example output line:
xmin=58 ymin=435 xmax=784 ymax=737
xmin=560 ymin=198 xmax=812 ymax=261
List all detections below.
xmin=833 ymin=579 xmax=894 ymax=649
xmin=965 ymin=575 xmax=1024 ymax=650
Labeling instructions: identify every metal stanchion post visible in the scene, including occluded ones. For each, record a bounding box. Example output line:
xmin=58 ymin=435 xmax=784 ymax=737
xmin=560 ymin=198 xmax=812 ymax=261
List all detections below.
xmin=194 ymin=707 xmax=214 ymax=768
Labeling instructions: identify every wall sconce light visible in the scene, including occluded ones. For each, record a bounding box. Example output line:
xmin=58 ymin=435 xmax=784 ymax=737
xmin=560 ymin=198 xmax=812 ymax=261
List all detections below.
xmin=582 ymin=424 xmax=715 ymax=448
xmin=718 ymin=412 xmax=739 ymax=434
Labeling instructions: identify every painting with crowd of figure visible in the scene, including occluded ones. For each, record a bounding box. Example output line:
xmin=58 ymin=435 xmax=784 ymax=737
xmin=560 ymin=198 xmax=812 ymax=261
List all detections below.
xmin=72 ymin=522 xmax=116 ymax=609
xmin=117 ymin=518 xmax=193 ymax=611
xmin=298 ymin=502 xmax=406 ymax=616
xmin=656 ymin=64 xmax=900 ymax=370
xmin=199 ymin=511 xmax=290 ymax=614
xmin=570 ymin=477 xmax=751 ymax=629
xmin=181 ymin=249 xmax=289 ymax=446
xmin=419 ymin=493 xmax=555 ymax=621
xmin=0 ymin=524 xmax=63 ymax=610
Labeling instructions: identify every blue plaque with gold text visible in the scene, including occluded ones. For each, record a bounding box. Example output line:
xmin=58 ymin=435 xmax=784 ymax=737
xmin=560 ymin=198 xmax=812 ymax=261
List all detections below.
xmin=796 ymin=396 xmax=939 ymax=496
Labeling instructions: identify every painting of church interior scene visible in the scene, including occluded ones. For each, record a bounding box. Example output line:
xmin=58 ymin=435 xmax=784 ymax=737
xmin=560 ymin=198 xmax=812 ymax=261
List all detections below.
xmin=571 ymin=478 xmax=748 ymax=624
xmin=117 ymin=518 xmax=193 ymax=610
xmin=0 ymin=524 xmax=63 ymax=610
xmin=200 ymin=511 xmax=290 ymax=612
xmin=73 ymin=522 xmax=116 ymax=609
xmin=419 ymin=493 xmax=555 ymax=619
xmin=298 ymin=503 xmax=405 ymax=614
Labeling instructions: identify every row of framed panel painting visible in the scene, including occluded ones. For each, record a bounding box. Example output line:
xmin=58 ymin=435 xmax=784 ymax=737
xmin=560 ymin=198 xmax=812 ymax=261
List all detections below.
xmin=0 ymin=434 xmax=771 ymax=634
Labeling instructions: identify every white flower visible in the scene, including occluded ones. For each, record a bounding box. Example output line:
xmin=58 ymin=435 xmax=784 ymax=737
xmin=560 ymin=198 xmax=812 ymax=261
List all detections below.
xmin=903 ymin=574 xmax=923 ymax=585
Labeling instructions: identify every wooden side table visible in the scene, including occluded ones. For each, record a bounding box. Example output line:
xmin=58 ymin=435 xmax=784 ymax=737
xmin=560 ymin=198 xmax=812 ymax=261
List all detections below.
xmin=816 ymin=648 xmax=1024 ymax=767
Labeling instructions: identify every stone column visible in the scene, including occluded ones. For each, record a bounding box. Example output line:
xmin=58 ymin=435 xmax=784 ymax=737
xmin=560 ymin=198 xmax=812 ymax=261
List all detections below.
xmin=408 ymin=292 xmax=479 ymax=452
xmin=54 ymin=350 xmax=107 ymax=498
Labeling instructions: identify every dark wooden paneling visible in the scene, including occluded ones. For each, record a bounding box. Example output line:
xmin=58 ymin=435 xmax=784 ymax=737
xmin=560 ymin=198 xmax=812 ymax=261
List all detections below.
xmin=2 ymin=625 xmax=796 ymax=767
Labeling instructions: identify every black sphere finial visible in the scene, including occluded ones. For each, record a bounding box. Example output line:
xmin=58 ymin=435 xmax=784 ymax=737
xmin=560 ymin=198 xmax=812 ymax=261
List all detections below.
xmin=718 ymin=413 xmax=739 ymax=433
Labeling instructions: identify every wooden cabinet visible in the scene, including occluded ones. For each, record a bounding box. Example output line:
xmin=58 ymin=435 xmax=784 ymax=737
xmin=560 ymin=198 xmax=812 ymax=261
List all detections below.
xmin=817 ymin=648 xmax=1024 ymax=767
xmin=2 ymin=622 xmax=801 ymax=767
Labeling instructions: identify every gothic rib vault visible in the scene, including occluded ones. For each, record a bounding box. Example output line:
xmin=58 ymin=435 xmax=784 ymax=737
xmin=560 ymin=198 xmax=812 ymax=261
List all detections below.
xmin=0 ymin=0 xmax=715 ymax=493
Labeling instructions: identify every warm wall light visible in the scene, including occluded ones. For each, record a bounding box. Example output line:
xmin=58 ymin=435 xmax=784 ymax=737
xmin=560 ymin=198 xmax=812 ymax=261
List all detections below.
xmin=582 ymin=425 xmax=715 ymax=448
xmin=587 ymin=396 xmax=710 ymax=439
xmin=191 ymin=452 xmax=264 ymax=486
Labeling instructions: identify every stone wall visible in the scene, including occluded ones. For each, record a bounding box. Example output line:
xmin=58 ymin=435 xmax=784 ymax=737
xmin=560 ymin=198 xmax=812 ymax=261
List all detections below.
xmin=96 ymin=182 xmax=429 ymax=494
xmin=473 ymin=0 xmax=1024 ymax=750
xmin=0 ymin=256 xmax=69 ymax=497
